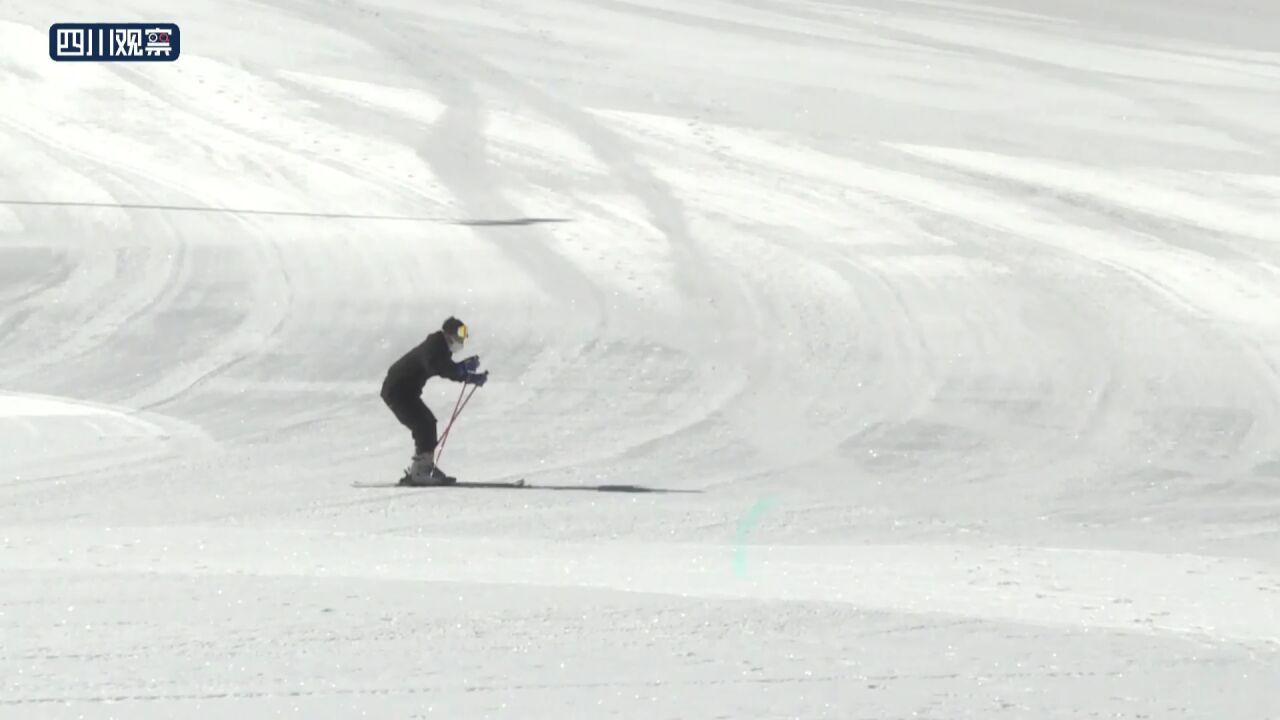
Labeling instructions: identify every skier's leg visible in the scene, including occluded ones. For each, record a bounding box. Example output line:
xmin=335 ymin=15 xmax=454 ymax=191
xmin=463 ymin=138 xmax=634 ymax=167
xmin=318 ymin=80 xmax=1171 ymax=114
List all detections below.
xmin=385 ymin=394 xmax=452 ymax=484
xmin=408 ymin=400 xmax=438 ymax=457
xmin=410 ymin=403 xmax=455 ymax=482
xmin=384 ymin=391 xmax=436 ymax=455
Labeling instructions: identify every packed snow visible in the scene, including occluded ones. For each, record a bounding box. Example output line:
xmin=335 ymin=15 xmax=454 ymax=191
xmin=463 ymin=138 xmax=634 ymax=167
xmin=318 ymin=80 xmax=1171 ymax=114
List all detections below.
xmin=2 ymin=0 xmax=1279 ymax=717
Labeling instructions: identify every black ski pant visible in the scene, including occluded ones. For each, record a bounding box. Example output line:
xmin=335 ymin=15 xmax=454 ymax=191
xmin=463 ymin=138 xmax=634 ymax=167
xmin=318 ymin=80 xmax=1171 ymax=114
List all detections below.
xmin=382 ymin=385 xmax=438 ymax=456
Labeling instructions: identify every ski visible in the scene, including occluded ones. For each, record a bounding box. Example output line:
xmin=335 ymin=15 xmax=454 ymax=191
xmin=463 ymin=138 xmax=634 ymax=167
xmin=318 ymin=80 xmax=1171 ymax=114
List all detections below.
xmin=352 ymin=479 xmax=527 ymax=489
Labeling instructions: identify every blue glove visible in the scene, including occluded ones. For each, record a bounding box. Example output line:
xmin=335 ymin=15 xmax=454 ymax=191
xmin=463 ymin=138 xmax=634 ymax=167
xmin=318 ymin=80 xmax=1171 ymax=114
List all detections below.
xmin=466 ymin=370 xmax=488 ymax=387
xmin=458 ymin=355 xmax=481 ymax=373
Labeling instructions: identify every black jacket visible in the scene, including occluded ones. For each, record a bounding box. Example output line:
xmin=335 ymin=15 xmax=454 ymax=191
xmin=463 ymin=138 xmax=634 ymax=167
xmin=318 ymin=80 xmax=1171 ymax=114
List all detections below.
xmin=381 ymin=331 xmax=464 ymax=399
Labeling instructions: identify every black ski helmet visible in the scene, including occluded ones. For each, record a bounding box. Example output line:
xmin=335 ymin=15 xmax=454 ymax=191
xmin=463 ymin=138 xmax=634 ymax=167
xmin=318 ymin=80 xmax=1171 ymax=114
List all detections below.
xmin=442 ymin=316 xmax=468 ymax=343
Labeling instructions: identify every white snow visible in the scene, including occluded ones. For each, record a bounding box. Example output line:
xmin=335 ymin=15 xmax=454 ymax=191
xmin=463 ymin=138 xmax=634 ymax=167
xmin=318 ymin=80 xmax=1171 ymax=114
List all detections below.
xmin=3 ymin=0 xmax=1280 ymax=718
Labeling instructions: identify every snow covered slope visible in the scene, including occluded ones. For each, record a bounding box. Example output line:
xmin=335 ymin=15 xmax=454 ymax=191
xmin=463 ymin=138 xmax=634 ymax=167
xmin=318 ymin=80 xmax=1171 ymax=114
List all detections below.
xmin=2 ymin=0 xmax=1279 ymax=717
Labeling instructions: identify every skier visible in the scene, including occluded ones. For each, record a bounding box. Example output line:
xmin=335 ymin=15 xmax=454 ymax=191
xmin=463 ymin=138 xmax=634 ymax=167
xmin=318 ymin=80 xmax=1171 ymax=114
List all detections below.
xmin=380 ymin=316 xmax=487 ymax=485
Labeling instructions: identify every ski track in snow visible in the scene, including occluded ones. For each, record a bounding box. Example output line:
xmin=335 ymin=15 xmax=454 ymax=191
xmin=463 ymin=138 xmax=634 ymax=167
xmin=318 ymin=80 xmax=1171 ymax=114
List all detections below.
xmin=2 ymin=0 xmax=1280 ymax=717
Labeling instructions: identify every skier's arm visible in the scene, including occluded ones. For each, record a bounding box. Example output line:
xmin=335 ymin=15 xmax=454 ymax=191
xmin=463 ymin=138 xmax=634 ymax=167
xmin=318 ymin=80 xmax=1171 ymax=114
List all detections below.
xmin=425 ymin=349 xmax=467 ymax=382
xmin=433 ymin=353 xmax=486 ymax=385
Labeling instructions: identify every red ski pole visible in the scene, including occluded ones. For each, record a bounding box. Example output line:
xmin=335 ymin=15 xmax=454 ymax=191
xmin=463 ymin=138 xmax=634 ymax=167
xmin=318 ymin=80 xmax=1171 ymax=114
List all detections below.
xmin=435 ymin=382 xmax=467 ymax=462
xmin=435 ymin=382 xmax=478 ymax=464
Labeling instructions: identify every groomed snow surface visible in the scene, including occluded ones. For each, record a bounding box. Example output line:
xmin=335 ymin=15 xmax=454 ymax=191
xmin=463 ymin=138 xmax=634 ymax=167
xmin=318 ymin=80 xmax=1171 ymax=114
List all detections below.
xmin=3 ymin=0 xmax=1280 ymax=717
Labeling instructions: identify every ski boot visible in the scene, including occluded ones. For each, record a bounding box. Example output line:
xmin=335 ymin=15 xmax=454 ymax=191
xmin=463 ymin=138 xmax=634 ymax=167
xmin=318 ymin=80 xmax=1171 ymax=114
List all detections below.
xmin=400 ymin=453 xmax=456 ymax=486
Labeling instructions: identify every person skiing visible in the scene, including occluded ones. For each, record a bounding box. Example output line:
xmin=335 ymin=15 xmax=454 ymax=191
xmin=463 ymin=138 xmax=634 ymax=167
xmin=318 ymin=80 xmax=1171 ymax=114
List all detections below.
xmin=380 ymin=316 xmax=487 ymax=485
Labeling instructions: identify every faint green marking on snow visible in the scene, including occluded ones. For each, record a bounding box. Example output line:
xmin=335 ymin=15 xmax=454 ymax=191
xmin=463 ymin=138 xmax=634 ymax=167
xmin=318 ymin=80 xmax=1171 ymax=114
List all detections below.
xmin=733 ymin=497 xmax=776 ymax=577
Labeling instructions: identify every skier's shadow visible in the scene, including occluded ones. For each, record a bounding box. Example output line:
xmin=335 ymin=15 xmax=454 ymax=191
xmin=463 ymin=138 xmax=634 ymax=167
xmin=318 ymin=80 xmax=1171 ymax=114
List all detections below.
xmin=456 ymin=481 xmax=701 ymax=494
